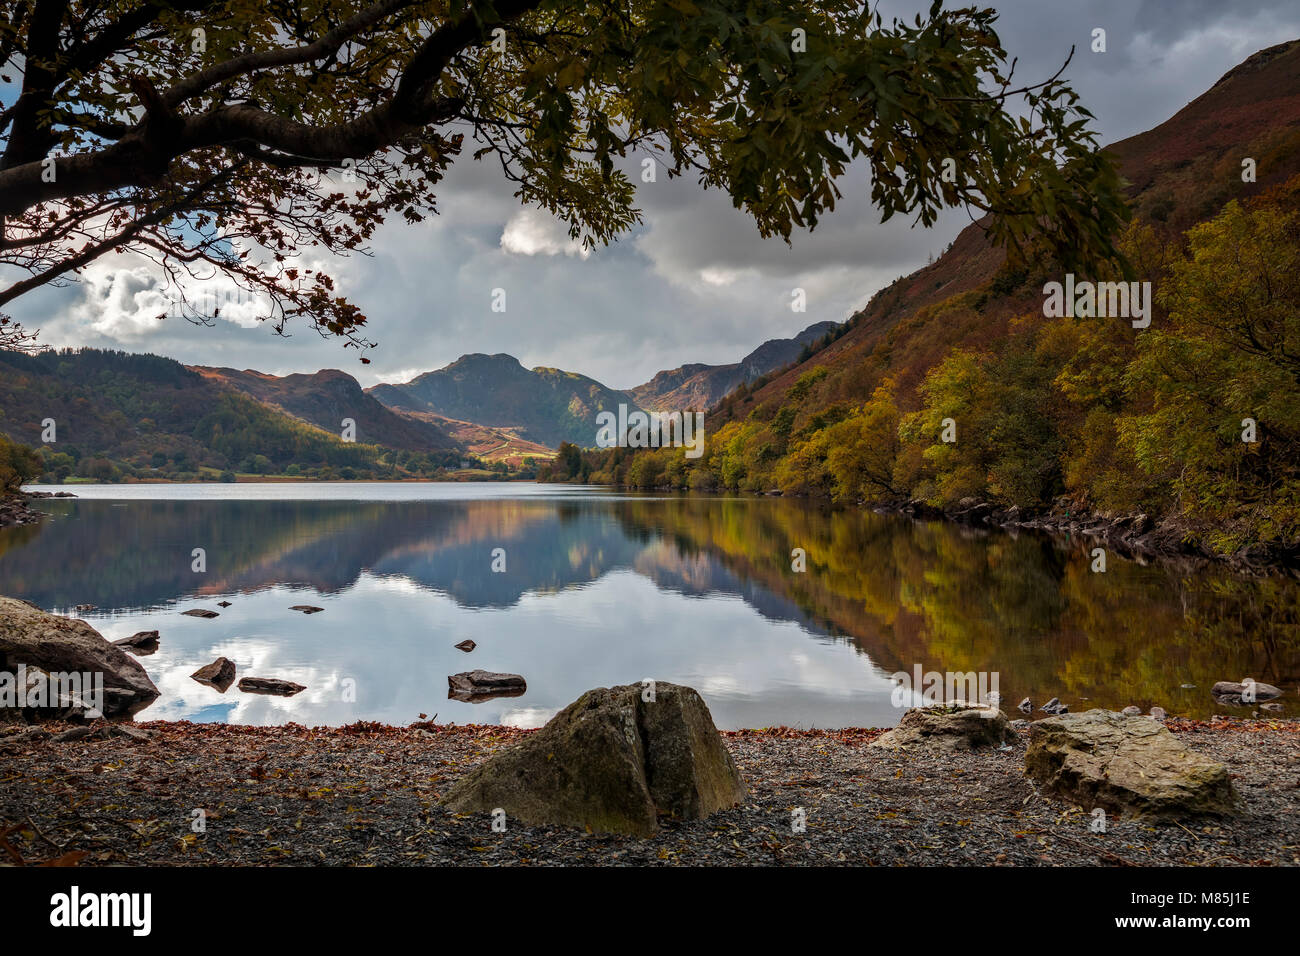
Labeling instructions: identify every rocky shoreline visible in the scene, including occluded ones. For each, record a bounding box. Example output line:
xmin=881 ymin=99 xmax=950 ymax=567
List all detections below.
xmin=884 ymin=496 xmax=1300 ymax=576
xmin=0 ymin=716 xmax=1294 ymax=866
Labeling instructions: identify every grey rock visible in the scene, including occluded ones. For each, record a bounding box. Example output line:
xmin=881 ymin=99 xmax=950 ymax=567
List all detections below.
xmin=190 ymin=657 xmax=236 ymax=692
xmin=870 ymin=704 xmax=1017 ymax=752
xmin=442 ymin=682 xmax=744 ymax=836
xmin=0 ymin=596 xmax=160 ymax=719
xmin=238 ymin=677 xmax=305 ymax=696
xmin=1026 ymin=709 xmax=1240 ymax=819
xmin=181 ymin=609 xmax=219 ymax=619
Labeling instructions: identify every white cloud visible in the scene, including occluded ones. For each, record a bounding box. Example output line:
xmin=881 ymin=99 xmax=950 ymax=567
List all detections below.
xmin=500 ymin=208 xmax=590 ymax=259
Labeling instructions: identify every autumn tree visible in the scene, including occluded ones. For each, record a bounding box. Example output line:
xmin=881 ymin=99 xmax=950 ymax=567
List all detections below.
xmin=0 ymin=0 xmax=1126 ymax=354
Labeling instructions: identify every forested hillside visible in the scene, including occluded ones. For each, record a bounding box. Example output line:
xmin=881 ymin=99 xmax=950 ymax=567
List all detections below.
xmin=554 ymin=41 xmax=1300 ymax=556
xmin=0 ymin=349 xmax=471 ymax=481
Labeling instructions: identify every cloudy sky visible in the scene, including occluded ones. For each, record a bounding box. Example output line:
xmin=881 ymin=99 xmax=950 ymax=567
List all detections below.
xmin=8 ymin=0 xmax=1300 ymax=390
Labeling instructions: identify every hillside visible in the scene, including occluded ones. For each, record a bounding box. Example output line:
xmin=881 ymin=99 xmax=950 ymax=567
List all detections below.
xmin=628 ymin=321 xmax=840 ymax=412
xmin=562 ymin=40 xmax=1300 ymax=557
xmin=368 ymin=352 xmax=646 ymax=448
xmin=191 ymin=366 xmax=457 ymax=451
xmin=0 ymin=349 xmax=469 ymax=481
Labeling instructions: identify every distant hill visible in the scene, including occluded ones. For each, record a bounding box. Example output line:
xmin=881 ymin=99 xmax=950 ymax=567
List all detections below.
xmin=628 ymin=321 xmax=840 ymax=412
xmin=0 ymin=348 xmax=468 ymax=481
xmin=368 ymin=353 xmax=645 ymax=448
xmin=191 ymin=366 xmax=457 ymax=451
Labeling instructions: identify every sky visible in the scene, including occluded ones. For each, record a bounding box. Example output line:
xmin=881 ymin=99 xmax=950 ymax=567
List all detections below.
xmin=7 ymin=0 xmax=1300 ymax=391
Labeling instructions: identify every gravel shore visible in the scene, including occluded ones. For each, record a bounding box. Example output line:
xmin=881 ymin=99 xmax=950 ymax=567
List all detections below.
xmin=1 ymin=717 xmax=1295 ymax=866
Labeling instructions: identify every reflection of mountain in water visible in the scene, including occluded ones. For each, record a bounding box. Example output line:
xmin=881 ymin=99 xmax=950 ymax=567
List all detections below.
xmin=2 ymin=493 xmax=1296 ymax=718
xmin=0 ymin=499 xmax=828 ymax=630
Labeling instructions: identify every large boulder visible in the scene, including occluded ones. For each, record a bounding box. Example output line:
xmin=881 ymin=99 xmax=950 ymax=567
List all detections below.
xmin=441 ymin=682 xmax=745 ymax=836
xmin=1026 ymin=709 xmax=1241 ymax=819
xmin=0 ymin=596 xmax=159 ymax=720
xmin=869 ymin=703 xmax=1017 ymax=751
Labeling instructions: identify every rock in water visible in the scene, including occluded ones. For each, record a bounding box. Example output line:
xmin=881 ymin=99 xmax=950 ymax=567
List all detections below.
xmin=869 ymin=704 xmax=1017 ymax=751
xmin=289 ymin=605 xmax=324 ymax=614
xmin=1018 ymin=697 xmax=1033 ymax=714
xmin=1211 ymin=680 xmax=1282 ymax=704
xmin=447 ymin=669 xmax=525 ymax=702
xmin=113 ymin=630 xmax=160 ymax=655
xmin=191 ymin=657 xmax=237 ymax=692
xmin=0 ymin=595 xmax=160 ymax=719
xmin=238 ymin=677 xmax=305 ymax=696
xmin=181 ymin=609 xmax=219 ymax=619
xmin=1121 ymin=705 xmax=1141 ymax=716
xmin=441 ymin=682 xmax=745 ymax=836
xmin=1025 ymin=709 xmax=1240 ymax=819
xmin=454 ymin=639 xmax=476 ymax=653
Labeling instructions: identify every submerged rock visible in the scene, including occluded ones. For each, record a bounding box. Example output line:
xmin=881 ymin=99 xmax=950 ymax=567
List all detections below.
xmin=113 ymin=630 xmax=160 ymax=655
xmin=1025 ymin=709 xmax=1240 ymax=819
xmin=0 ymin=596 xmax=159 ymax=719
xmin=869 ymin=704 xmax=1017 ymax=751
xmin=1211 ymin=680 xmax=1282 ymax=705
xmin=289 ymin=605 xmax=324 ymax=614
xmin=181 ymin=609 xmax=219 ymax=619
xmin=442 ymin=682 xmax=745 ymax=836
xmin=447 ymin=670 xmax=526 ymax=702
xmin=191 ymin=657 xmax=237 ymax=692
xmin=238 ymin=677 xmax=305 ymax=696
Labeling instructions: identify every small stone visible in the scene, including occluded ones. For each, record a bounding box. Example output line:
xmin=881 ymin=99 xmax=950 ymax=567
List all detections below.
xmin=448 ymin=670 xmax=526 ymax=702
xmin=1040 ymin=697 xmax=1063 ymax=714
xmin=111 ymin=724 xmax=152 ymax=742
xmin=217 ymin=601 xmax=232 ymax=608
xmin=238 ymin=677 xmax=306 ymax=696
xmin=74 ymin=604 xmax=97 ymax=612
xmin=113 ymin=630 xmax=160 ymax=655
xmin=1018 ymin=697 xmax=1032 ymax=714
xmin=1149 ymin=706 xmax=1167 ymax=720
xmin=1121 ymin=705 xmax=1141 ymax=716
xmin=289 ymin=605 xmax=324 ymax=614
xmin=191 ymin=657 xmax=237 ymax=692
xmin=454 ymin=639 xmax=476 ymax=652
xmin=1260 ymin=702 xmax=1284 ymax=713
xmin=182 ymin=609 xmax=219 ymax=619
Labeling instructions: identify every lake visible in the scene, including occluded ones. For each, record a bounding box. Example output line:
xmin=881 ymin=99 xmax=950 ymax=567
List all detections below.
xmin=2 ymin=482 xmax=1296 ymax=728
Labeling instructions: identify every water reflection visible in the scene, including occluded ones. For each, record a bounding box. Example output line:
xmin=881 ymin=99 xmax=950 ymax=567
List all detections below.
xmin=0 ymin=486 xmax=1294 ymax=727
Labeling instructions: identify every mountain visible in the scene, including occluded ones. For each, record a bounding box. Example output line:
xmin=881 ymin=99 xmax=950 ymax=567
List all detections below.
xmin=0 ymin=348 xmax=469 ymax=481
xmin=368 ymin=353 xmax=645 ymax=449
xmin=191 ymin=366 xmax=457 ymax=451
xmin=714 ymin=39 xmax=1300 ymax=419
xmin=628 ymin=321 xmax=840 ymax=412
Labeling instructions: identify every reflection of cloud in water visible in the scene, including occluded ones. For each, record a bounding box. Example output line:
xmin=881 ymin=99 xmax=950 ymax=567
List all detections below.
xmin=80 ymin=568 xmax=892 ymax=729
xmin=498 ymin=706 xmax=561 ymax=728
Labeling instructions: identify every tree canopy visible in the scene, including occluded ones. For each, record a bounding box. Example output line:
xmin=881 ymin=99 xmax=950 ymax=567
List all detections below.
xmin=0 ymin=0 xmax=1127 ymax=354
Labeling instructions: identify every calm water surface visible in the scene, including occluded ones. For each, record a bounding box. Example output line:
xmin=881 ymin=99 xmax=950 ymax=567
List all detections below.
xmin=2 ymin=482 xmax=1295 ymax=728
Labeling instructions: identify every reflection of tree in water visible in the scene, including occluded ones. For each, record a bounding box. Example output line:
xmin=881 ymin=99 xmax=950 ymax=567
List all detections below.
xmin=612 ymin=497 xmax=1300 ymax=717
xmin=1 ymin=495 xmax=1295 ymax=717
